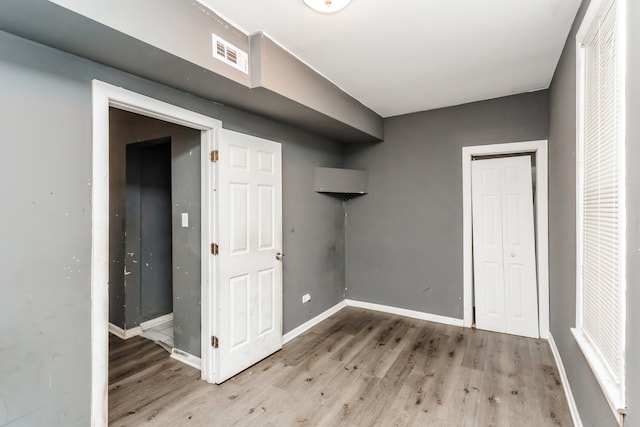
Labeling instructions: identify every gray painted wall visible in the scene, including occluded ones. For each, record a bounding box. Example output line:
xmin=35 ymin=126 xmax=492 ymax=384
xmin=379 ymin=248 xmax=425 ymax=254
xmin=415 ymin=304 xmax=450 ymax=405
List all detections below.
xmin=0 ymin=35 xmax=92 ymax=427
xmin=0 ymin=30 xmax=344 ymax=425
xmin=138 ymin=143 xmax=172 ymax=321
xmin=123 ymin=142 xmax=142 ymax=327
xmin=170 ymin=129 xmax=204 ymax=358
xmin=127 ymin=141 xmax=173 ymax=323
xmin=343 ymin=91 xmax=549 ymax=318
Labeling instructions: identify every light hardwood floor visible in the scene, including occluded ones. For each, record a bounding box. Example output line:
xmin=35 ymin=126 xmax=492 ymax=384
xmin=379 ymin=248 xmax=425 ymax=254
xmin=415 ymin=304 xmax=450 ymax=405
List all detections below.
xmin=109 ymin=307 xmax=572 ymax=426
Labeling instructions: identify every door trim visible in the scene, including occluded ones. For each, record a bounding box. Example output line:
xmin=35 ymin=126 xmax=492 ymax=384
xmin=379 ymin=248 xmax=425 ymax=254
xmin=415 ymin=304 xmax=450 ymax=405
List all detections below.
xmin=90 ymin=80 xmax=221 ymax=426
xmin=462 ymin=140 xmax=549 ymax=338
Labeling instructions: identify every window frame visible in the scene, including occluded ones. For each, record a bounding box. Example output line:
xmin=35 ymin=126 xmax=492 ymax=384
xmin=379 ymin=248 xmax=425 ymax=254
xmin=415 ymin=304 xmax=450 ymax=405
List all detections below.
xmin=572 ymin=0 xmax=627 ymax=417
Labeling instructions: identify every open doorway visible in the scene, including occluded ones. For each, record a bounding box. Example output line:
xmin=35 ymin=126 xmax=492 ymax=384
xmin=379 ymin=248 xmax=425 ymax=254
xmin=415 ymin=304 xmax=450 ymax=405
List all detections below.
xmin=91 ymin=81 xmax=221 ymax=426
xmin=107 ymin=109 xmax=203 ymax=422
xmin=108 ymin=108 xmax=203 ymax=358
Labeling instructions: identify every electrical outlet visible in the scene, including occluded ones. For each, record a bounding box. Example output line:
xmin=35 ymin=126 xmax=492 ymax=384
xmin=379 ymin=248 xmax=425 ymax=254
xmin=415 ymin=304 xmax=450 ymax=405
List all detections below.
xmin=302 ymin=293 xmax=311 ymax=304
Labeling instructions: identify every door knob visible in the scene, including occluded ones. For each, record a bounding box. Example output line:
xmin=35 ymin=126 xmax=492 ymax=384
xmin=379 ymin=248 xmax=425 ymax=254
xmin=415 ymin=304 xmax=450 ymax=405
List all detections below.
xmin=276 ymin=252 xmax=284 ymax=261
xmin=510 ymin=251 xmax=516 ymax=257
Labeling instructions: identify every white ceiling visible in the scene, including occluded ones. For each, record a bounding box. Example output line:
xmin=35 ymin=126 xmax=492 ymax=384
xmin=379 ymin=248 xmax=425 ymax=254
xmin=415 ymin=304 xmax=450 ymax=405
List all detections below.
xmin=198 ymin=0 xmax=581 ymax=118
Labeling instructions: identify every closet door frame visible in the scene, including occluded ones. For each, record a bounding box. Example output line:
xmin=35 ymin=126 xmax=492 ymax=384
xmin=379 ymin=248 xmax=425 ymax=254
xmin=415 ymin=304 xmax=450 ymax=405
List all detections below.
xmin=462 ymin=139 xmax=549 ymax=339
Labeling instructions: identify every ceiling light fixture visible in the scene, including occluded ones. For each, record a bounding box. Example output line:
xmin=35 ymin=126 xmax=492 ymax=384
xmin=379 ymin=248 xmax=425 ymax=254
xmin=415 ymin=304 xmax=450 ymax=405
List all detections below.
xmin=303 ymin=0 xmax=352 ymax=14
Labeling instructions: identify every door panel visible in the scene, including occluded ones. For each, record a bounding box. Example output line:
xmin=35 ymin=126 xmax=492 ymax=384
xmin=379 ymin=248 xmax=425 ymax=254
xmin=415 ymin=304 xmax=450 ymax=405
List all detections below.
xmin=216 ymin=129 xmax=283 ymax=383
xmin=507 ymin=264 xmax=523 ymax=318
xmin=229 ymin=274 xmax=249 ymax=349
xmin=258 ymin=268 xmax=275 ymax=336
xmin=500 ymin=157 xmax=538 ymax=338
xmin=485 ymin=262 xmax=500 ymax=315
xmin=472 ymin=156 xmax=538 ymax=338
xmin=258 ymin=185 xmax=275 ymax=250
xmin=229 ymin=183 xmax=249 ymax=254
xmin=257 ymin=150 xmax=275 ymax=173
xmin=472 ymin=163 xmax=506 ymax=334
xmin=230 ymin=144 xmax=249 ymax=170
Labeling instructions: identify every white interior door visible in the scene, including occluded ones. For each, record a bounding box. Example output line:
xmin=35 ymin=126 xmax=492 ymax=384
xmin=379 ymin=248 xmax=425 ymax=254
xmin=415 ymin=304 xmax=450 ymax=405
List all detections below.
xmin=471 ymin=156 xmax=538 ymax=338
xmin=216 ymin=129 xmax=283 ymax=383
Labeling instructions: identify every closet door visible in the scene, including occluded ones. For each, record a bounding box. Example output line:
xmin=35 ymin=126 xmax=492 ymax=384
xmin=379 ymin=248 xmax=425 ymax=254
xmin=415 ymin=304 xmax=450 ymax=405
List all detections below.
xmin=471 ymin=156 xmax=538 ymax=338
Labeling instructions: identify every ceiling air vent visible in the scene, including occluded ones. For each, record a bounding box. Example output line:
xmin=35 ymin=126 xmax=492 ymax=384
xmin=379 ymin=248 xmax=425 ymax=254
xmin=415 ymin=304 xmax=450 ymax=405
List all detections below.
xmin=212 ymin=34 xmax=248 ymax=74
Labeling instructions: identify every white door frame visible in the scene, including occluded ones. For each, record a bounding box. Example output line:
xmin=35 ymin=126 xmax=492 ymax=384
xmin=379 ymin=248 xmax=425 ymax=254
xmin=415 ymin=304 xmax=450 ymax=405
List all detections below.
xmin=90 ymin=80 xmax=221 ymax=426
xmin=462 ymin=140 xmax=549 ymax=339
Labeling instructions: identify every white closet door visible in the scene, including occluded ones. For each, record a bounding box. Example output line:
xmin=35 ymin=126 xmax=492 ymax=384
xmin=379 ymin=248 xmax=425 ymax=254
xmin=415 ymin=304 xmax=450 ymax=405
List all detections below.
xmin=472 ymin=156 xmax=538 ymax=338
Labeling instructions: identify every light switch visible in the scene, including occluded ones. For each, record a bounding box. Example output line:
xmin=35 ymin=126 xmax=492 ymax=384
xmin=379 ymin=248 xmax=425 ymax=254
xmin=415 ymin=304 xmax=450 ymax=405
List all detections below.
xmin=181 ymin=213 xmax=189 ymax=228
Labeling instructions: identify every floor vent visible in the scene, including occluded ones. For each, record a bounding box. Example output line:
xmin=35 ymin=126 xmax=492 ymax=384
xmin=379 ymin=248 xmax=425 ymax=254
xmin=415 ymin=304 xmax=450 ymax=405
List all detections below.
xmin=212 ymin=33 xmax=248 ymax=74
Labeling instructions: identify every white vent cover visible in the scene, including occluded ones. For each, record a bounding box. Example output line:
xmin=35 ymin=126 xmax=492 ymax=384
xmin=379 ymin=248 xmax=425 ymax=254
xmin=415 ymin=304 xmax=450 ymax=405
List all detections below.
xmin=212 ymin=34 xmax=249 ymax=74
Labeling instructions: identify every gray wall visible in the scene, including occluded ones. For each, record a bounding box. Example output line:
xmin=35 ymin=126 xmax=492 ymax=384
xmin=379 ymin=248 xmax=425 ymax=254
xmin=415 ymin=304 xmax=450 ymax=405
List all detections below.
xmin=128 ymin=141 xmax=174 ymax=323
xmin=170 ymin=128 xmax=204 ymax=358
xmin=139 ymin=143 xmax=172 ymax=321
xmin=0 ymin=33 xmax=92 ymax=427
xmin=0 ymin=30 xmax=344 ymax=425
xmin=110 ymin=109 xmax=203 ymax=357
xmin=343 ymin=91 xmax=549 ymax=318
xmin=625 ymin=0 xmax=640 ymax=425
xmin=123 ymin=142 xmax=142 ymax=327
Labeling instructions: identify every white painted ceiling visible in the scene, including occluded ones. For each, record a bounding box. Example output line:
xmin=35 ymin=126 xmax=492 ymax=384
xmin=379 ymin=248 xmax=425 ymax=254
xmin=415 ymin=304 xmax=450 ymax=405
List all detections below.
xmin=198 ymin=0 xmax=581 ymax=118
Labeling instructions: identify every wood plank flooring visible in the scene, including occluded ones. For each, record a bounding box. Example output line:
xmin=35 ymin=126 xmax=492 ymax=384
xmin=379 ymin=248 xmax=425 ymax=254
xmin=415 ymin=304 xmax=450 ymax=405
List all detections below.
xmin=109 ymin=307 xmax=572 ymax=426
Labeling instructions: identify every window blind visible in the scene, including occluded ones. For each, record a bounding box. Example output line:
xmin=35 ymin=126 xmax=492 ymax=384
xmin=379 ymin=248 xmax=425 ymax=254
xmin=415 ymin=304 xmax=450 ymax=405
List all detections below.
xmin=579 ymin=0 xmax=623 ymax=385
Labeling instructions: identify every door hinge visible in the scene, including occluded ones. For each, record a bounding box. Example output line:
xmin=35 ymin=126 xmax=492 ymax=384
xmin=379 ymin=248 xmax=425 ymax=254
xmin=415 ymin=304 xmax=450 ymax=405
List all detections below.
xmin=211 ymin=336 xmax=219 ymax=348
xmin=210 ymin=150 xmax=219 ymax=163
xmin=211 ymin=243 xmax=219 ymax=255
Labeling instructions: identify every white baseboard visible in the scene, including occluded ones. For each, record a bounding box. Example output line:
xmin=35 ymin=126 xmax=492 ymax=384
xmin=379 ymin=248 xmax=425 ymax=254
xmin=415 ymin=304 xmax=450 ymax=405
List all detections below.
xmin=283 ymin=300 xmax=347 ymax=344
xmin=108 ymin=322 xmax=142 ymax=340
xmin=548 ymin=332 xmax=583 ymax=427
xmin=344 ymin=299 xmax=464 ymax=327
xmin=108 ymin=322 xmax=126 ymax=339
xmin=171 ymin=348 xmax=202 ymax=370
xmin=140 ymin=312 xmax=173 ymax=331
xmin=108 ymin=313 xmax=172 ymax=340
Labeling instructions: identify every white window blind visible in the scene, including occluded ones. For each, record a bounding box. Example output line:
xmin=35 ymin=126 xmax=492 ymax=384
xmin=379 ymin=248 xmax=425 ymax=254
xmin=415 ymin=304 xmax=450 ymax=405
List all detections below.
xmin=575 ymin=0 xmax=625 ymax=412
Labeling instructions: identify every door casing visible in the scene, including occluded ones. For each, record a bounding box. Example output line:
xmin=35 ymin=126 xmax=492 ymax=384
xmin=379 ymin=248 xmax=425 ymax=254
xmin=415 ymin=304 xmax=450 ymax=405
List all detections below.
xmin=462 ymin=140 xmax=549 ymax=338
xmin=91 ymin=80 xmax=221 ymax=426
